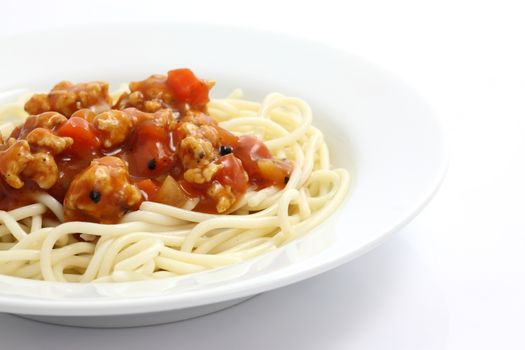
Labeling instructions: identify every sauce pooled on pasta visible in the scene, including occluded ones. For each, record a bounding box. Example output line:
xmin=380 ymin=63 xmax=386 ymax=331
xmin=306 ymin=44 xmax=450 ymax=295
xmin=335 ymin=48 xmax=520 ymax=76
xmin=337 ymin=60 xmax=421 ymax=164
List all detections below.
xmin=0 ymin=69 xmax=292 ymax=223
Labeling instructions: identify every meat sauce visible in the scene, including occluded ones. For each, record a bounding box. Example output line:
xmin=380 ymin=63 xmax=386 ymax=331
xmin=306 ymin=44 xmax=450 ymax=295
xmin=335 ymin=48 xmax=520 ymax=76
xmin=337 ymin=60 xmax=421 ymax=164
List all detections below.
xmin=0 ymin=69 xmax=293 ymax=223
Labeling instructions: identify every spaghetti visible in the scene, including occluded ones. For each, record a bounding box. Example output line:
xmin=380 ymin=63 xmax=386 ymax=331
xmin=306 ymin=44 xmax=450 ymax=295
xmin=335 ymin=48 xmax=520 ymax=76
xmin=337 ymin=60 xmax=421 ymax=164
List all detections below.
xmin=0 ymin=73 xmax=350 ymax=283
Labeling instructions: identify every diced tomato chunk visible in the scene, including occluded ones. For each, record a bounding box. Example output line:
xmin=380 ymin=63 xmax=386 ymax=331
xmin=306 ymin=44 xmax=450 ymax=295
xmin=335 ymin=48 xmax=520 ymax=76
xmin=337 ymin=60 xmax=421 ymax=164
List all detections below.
xmin=166 ymin=68 xmax=209 ymax=107
xmin=234 ymin=135 xmax=272 ymax=177
xmin=56 ymin=117 xmax=100 ymax=159
xmin=135 ymin=179 xmax=159 ymax=201
xmin=127 ymin=120 xmax=176 ymax=178
xmin=214 ymin=154 xmax=249 ymax=194
xmin=215 ymin=125 xmax=238 ymax=147
xmin=234 ymin=135 xmax=292 ymax=188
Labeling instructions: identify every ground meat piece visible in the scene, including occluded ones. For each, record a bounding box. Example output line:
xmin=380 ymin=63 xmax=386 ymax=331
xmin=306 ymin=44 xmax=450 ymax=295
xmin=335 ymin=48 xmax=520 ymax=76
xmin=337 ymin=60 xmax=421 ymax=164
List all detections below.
xmin=24 ymin=94 xmax=50 ymax=115
xmin=0 ymin=137 xmax=15 ymax=152
xmin=142 ymin=108 xmax=178 ymax=130
xmin=24 ymin=81 xmax=112 ymax=117
xmin=183 ymin=162 xmax=223 ymax=184
xmin=116 ymin=91 xmax=167 ymax=113
xmin=206 ymin=182 xmax=235 ymax=213
xmin=26 ymin=128 xmax=73 ymax=154
xmin=178 ymin=113 xmax=221 ymax=143
xmin=175 ymin=120 xmax=221 ymax=169
xmin=17 ymin=112 xmax=67 ymax=138
xmin=64 ymin=156 xmax=142 ymax=223
xmin=182 ymin=111 xmax=217 ymax=127
xmin=71 ymin=109 xmax=97 ymax=123
xmin=129 ymin=75 xmax=172 ymax=103
xmin=179 ymin=136 xmax=217 ymax=169
xmin=22 ymin=152 xmax=59 ymax=189
xmin=127 ymin=91 xmax=145 ymax=107
xmin=93 ymin=110 xmax=134 ymax=148
xmin=114 ymin=72 xmax=213 ymax=113
xmin=119 ymin=107 xmax=178 ymax=131
xmin=114 ymin=75 xmax=175 ymax=113
xmin=0 ymin=140 xmax=33 ymax=189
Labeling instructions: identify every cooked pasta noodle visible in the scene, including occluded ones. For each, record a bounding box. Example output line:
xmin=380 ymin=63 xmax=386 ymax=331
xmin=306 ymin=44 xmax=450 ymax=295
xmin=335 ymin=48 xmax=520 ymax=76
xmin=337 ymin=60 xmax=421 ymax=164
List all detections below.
xmin=0 ymin=89 xmax=350 ymax=282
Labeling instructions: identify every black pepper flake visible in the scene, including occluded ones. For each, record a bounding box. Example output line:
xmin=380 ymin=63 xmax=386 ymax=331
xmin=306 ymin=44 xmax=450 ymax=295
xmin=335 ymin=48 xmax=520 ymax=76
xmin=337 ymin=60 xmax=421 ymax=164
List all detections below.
xmin=284 ymin=176 xmax=290 ymax=184
xmin=89 ymin=190 xmax=101 ymax=203
xmin=147 ymin=158 xmax=156 ymax=170
xmin=219 ymin=145 xmax=232 ymax=156
xmin=198 ymin=152 xmax=205 ymax=159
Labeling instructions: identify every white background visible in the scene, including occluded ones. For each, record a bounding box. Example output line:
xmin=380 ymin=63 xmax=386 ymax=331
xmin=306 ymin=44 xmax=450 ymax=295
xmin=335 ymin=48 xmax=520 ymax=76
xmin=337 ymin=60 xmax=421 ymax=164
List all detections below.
xmin=1 ymin=0 xmax=524 ymax=348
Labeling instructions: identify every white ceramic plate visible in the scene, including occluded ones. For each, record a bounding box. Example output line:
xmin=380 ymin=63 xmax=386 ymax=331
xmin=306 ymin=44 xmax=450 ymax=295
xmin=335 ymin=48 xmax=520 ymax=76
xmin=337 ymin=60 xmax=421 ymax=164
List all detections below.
xmin=0 ymin=23 xmax=446 ymax=327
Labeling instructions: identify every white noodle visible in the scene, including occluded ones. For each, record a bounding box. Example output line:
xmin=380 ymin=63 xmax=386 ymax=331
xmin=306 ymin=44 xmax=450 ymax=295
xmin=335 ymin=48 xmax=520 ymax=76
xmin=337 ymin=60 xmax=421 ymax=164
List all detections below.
xmin=0 ymin=91 xmax=350 ymax=282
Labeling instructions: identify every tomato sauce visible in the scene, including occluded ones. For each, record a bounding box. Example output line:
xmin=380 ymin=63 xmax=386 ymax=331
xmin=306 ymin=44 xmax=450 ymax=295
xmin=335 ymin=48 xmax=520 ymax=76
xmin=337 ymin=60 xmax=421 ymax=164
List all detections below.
xmin=0 ymin=69 xmax=293 ymax=223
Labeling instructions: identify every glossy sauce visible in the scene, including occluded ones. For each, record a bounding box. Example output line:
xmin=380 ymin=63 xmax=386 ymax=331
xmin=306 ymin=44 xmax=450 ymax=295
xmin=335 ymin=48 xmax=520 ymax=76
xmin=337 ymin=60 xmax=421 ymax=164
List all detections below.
xmin=0 ymin=69 xmax=293 ymax=222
